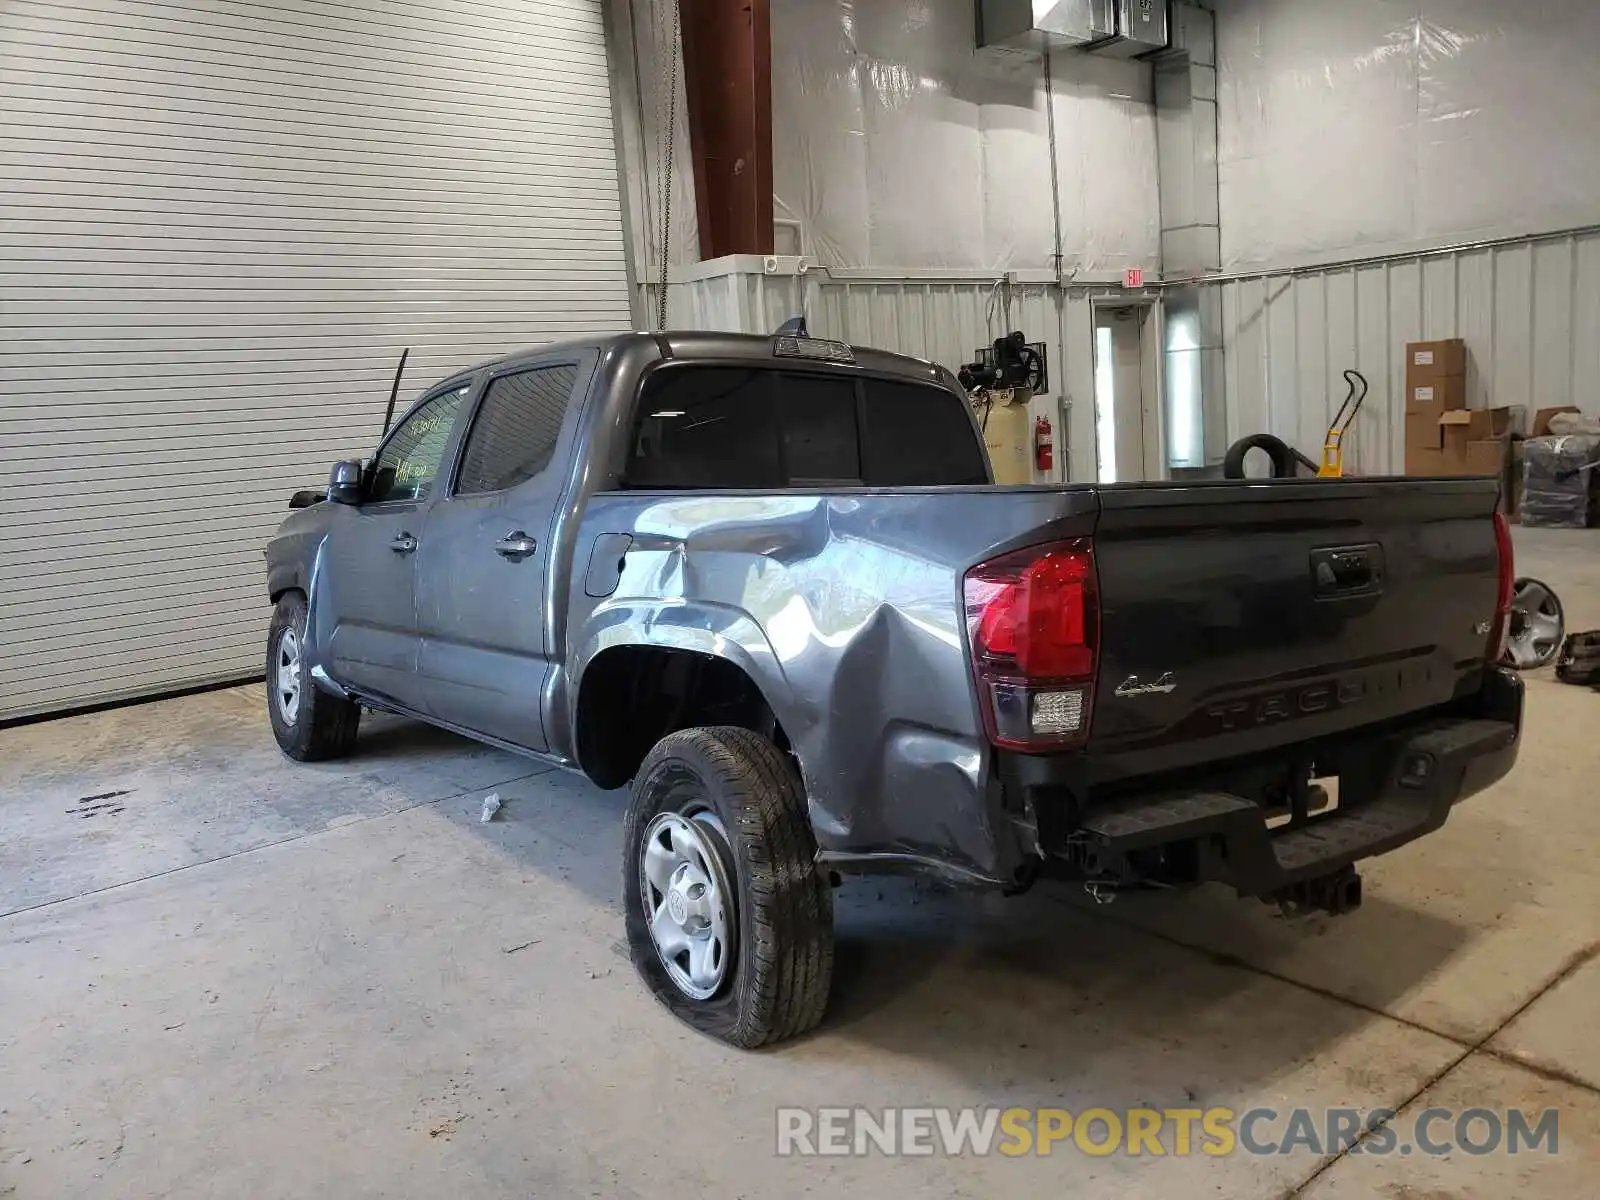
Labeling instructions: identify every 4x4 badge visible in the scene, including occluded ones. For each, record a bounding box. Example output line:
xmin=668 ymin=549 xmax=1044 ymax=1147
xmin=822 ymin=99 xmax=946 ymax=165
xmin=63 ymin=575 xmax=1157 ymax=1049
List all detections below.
xmin=1115 ymin=672 xmax=1177 ymax=698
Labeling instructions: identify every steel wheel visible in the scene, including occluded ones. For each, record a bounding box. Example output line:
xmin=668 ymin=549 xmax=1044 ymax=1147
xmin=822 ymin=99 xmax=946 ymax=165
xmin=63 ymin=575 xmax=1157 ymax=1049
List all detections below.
xmin=275 ymin=627 xmax=303 ymax=724
xmin=638 ymin=808 xmax=735 ymax=1001
xmin=1503 ymin=577 xmax=1564 ymax=670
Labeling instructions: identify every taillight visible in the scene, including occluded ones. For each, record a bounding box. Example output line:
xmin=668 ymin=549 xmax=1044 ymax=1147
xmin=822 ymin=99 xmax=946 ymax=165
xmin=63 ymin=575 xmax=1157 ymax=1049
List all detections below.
xmin=1487 ymin=511 xmax=1515 ymax=662
xmin=963 ymin=539 xmax=1099 ymax=751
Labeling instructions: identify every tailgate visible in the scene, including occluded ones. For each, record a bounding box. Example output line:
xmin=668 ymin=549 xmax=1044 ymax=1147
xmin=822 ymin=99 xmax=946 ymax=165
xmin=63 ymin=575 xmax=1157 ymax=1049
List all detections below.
xmin=1087 ymin=477 xmax=1502 ymax=780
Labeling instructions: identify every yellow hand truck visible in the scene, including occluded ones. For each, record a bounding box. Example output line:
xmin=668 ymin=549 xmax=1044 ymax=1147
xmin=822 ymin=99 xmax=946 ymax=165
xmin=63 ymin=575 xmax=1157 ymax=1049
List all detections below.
xmin=1317 ymin=369 xmax=1369 ymax=478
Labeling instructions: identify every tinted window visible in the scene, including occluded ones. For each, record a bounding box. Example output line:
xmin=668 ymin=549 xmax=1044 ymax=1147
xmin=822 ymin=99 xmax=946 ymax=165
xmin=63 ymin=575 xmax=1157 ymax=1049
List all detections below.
xmin=367 ymin=385 xmax=468 ymax=503
xmin=780 ymin=375 xmax=860 ymax=483
xmin=626 ymin=368 xmax=781 ymax=488
xmin=622 ymin=367 xmax=985 ymax=489
xmin=457 ymin=364 xmax=578 ymax=495
xmin=861 ymin=380 xmax=989 ymax=486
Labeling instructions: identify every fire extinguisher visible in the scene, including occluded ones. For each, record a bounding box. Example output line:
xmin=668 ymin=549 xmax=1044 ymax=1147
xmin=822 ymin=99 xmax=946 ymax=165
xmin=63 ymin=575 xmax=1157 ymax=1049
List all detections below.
xmin=1034 ymin=415 xmax=1054 ymax=473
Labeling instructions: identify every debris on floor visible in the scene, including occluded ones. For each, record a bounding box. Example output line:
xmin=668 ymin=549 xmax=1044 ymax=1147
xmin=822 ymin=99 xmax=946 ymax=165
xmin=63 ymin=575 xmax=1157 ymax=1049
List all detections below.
xmin=479 ymin=792 xmax=502 ymax=823
xmin=1555 ymin=631 xmax=1600 ymax=686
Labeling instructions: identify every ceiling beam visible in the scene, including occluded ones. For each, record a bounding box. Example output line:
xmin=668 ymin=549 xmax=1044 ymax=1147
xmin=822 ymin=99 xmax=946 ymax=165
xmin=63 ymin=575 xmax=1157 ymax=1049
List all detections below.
xmin=679 ymin=0 xmax=773 ymax=259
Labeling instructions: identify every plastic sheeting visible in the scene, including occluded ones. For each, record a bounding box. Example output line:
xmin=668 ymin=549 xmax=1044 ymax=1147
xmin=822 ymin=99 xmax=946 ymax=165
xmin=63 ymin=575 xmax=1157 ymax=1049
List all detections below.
xmin=611 ymin=0 xmax=702 ymax=277
xmin=614 ymin=0 xmax=1161 ymax=275
xmin=1216 ymin=0 xmax=1600 ymax=269
xmin=1520 ymin=436 xmax=1599 ymax=529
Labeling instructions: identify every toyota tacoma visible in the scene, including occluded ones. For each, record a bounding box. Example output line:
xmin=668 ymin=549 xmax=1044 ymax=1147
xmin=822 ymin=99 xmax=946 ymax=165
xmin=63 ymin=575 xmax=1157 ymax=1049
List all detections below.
xmin=264 ymin=331 xmax=1522 ymax=1047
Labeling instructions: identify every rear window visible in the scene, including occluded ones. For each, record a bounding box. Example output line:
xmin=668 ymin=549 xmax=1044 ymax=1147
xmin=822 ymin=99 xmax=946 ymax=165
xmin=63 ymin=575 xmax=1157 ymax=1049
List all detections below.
xmin=860 ymin=379 xmax=994 ymax=487
xmin=623 ymin=366 xmax=987 ymax=489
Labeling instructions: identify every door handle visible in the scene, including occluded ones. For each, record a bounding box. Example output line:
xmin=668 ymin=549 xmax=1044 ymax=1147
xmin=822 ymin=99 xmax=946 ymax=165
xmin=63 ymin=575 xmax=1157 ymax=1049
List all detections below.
xmin=389 ymin=532 xmax=419 ymax=555
xmin=494 ymin=531 xmax=538 ymax=561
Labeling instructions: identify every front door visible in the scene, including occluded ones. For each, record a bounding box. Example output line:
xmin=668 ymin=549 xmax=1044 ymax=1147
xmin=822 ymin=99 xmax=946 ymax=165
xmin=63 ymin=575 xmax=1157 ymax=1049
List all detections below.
xmin=415 ymin=360 xmax=587 ymax=751
xmin=318 ymin=382 xmax=470 ymax=709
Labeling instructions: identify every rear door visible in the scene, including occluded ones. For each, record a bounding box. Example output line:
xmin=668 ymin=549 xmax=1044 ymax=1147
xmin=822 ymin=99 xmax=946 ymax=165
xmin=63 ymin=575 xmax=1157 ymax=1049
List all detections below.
xmin=1086 ymin=478 xmax=1502 ymax=781
xmin=413 ymin=356 xmax=591 ymax=751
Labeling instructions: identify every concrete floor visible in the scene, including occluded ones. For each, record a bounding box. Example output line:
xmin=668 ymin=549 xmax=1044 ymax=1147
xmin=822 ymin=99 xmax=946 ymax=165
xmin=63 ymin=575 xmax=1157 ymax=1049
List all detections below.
xmin=2 ymin=528 xmax=1598 ymax=1199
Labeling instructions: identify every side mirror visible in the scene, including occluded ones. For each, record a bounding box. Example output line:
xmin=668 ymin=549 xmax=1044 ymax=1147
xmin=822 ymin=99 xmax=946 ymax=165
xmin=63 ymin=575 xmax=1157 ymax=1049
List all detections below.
xmin=328 ymin=459 xmax=364 ymax=505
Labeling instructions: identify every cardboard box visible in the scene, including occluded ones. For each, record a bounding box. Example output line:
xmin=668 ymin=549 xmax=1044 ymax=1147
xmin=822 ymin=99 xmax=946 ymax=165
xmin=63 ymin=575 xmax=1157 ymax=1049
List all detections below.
xmin=1406 ymin=412 xmax=1444 ymax=450
xmin=1463 ymin=439 xmax=1506 ymax=477
xmin=1406 ymin=376 xmax=1466 ymax=413
xmin=1407 ymin=436 xmax=1506 ymax=479
xmin=1405 ymin=338 xmax=1467 ymax=385
xmin=1406 ymin=338 xmax=1467 ymax=376
xmin=1438 ymin=407 xmax=1513 ymax=439
xmin=1406 ymin=396 xmax=1446 ymax=431
xmin=1530 ymin=405 xmax=1582 ymax=437
xmin=1405 ymin=446 xmax=1452 ymax=476
xmin=1440 ymin=407 xmax=1514 ymax=458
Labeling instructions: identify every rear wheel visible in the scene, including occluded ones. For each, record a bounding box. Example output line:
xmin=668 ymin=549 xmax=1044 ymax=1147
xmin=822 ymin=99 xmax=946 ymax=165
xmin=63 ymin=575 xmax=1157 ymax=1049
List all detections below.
xmin=266 ymin=592 xmax=360 ymax=761
xmin=623 ymin=726 xmax=833 ymax=1048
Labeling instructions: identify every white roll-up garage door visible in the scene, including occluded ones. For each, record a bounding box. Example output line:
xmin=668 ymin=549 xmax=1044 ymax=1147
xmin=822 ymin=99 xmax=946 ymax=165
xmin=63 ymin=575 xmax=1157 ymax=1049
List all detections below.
xmin=0 ymin=0 xmax=634 ymax=720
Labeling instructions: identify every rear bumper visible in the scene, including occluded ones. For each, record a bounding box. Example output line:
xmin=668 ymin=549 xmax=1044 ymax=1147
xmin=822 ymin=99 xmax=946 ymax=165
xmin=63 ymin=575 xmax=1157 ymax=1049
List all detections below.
xmin=1018 ymin=666 xmax=1523 ymax=897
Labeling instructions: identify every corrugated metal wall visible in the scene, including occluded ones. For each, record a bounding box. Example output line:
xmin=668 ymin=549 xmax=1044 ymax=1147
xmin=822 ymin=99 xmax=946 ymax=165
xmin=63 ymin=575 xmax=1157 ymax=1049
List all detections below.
xmin=0 ymin=0 xmax=633 ymax=720
xmin=645 ymin=271 xmax=1138 ymax=486
xmin=1207 ymin=229 xmax=1600 ymax=474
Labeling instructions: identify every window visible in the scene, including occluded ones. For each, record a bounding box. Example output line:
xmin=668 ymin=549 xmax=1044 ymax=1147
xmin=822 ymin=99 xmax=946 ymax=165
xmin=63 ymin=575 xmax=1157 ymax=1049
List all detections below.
xmin=622 ymin=366 xmax=988 ymax=489
xmin=367 ymin=385 xmax=469 ymax=504
xmin=456 ymin=364 xmax=579 ymax=495
xmin=625 ymin=368 xmax=781 ymax=489
xmin=860 ymin=380 xmax=989 ymax=486
xmin=779 ymin=374 xmax=859 ymax=483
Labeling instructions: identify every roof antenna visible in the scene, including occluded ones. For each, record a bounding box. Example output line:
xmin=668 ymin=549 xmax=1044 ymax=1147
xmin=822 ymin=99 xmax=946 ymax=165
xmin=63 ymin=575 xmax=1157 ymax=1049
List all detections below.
xmin=380 ymin=347 xmax=411 ymax=435
xmin=774 ymin=315 xmax=807 ymax=337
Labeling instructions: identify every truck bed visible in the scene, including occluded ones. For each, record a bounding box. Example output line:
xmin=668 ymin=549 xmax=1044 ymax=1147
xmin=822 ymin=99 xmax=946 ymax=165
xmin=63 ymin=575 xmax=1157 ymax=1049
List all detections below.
xmin=572 ymin=473 xmax=1505 ymax=884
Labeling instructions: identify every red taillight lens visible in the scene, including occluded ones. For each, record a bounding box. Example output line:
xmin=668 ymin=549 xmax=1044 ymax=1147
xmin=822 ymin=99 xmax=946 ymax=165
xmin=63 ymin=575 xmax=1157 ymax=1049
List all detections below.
xmin=1015 ymin=550 xmax=1092 ymax=676
xmin=973 ymin=579 xmax=1021 ymax=659
xmin=964 ymin=540 xmax=1099 ymax=751
xmin=1488 ymin=511 xmax=1515 ymax=662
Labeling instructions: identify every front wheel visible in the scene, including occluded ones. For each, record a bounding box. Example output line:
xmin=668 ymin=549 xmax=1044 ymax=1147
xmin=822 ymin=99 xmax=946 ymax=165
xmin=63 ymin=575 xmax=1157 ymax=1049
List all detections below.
xmin=266 ymin=592 xmax=361 ymax=761
xmin=623 ymin=726 xmax=834 ymax=1048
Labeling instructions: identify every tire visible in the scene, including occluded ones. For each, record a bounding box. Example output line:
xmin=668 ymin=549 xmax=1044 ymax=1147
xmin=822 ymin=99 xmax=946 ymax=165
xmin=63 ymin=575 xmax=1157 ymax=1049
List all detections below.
xmin=1501 ymin=577 xmax=1565 ymax=670
xmin=266 ymin=591 xmax=361 ymax=762
xmin=623 ymin=726 xmax=834 ymax=1048
xmin=1222 ymin=433 xmax=1313 ymax=479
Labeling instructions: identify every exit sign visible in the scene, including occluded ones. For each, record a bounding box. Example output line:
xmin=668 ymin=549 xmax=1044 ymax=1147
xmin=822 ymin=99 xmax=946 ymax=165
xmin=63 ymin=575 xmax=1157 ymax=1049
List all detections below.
xmin=1124 ymin=267 xmax=1144 ymax=289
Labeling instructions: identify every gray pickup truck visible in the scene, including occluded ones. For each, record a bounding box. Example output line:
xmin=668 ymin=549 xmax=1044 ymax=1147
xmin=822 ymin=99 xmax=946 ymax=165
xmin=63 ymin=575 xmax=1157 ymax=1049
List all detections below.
xmin=265 ymin=331 xmax=1522 ymax=1047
